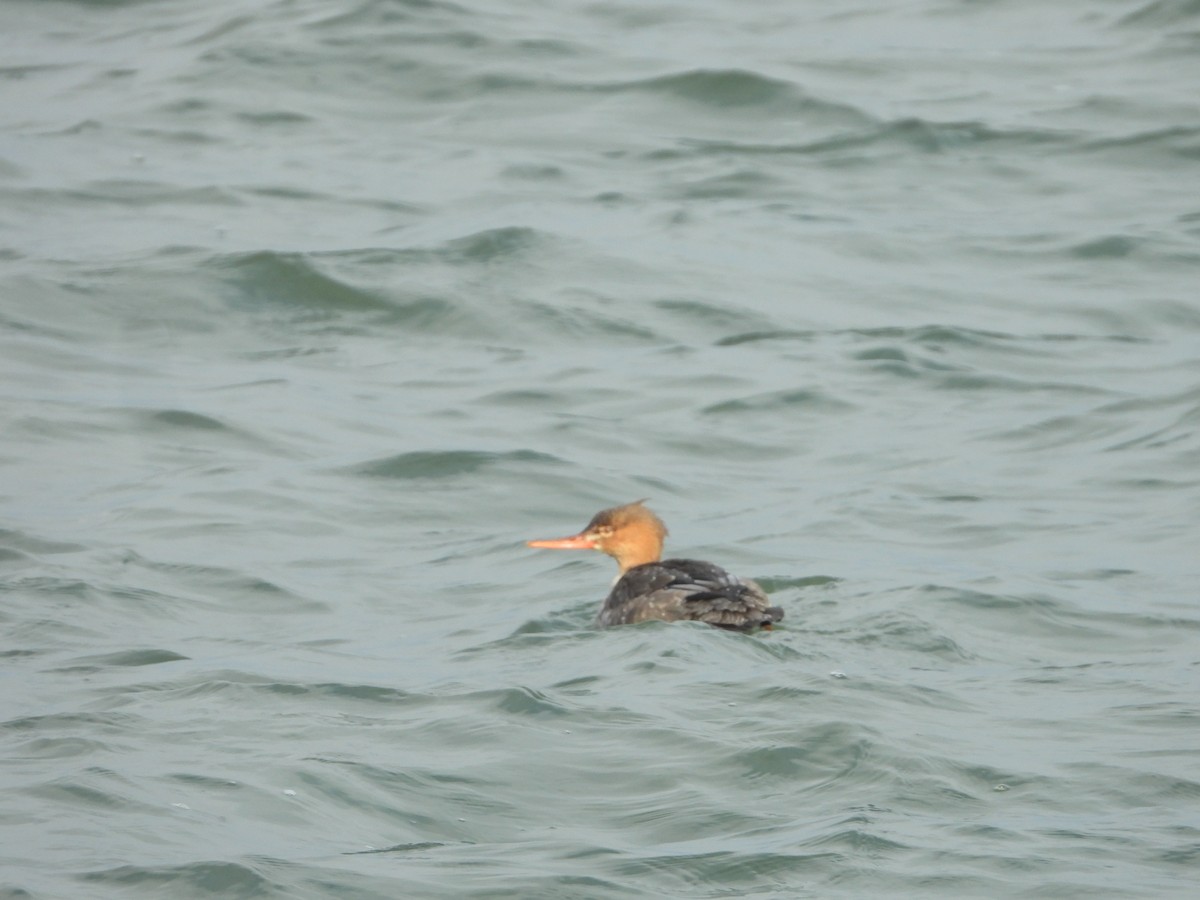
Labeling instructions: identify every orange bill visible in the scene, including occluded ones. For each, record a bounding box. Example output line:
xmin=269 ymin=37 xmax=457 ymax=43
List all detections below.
xmin=527 ymin=533 xmax=596 ymax=550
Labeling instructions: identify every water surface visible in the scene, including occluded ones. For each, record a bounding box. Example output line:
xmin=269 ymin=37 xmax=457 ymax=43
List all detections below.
xmin=2 ymin=0 xmax=1199 ymax=897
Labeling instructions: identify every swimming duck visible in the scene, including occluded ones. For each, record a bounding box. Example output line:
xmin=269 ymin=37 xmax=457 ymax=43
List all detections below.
xmin=528 ymin=500 xmax=782 ymax=631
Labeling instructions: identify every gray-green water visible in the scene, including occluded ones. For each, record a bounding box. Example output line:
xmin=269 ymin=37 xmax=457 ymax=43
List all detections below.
xmin=3 ymin=1 xmax=1199 ymax=897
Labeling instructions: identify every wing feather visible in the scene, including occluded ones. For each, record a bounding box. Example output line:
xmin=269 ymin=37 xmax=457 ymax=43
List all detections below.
xmin=596 ymin=558 xmax=783 ymax=631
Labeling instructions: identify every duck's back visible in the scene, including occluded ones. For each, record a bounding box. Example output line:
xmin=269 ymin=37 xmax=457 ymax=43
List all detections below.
xmin=596 ymin=558 xmax=783 ymax=631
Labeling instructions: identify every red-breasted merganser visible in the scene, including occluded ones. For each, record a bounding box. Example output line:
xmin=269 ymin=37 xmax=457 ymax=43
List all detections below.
xmin=527 ymin=500 xmax=783 ymax=631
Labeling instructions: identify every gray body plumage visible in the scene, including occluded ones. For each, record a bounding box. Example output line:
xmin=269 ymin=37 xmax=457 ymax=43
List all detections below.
xmin=596 ymin=558 xmax=783 ymax=631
